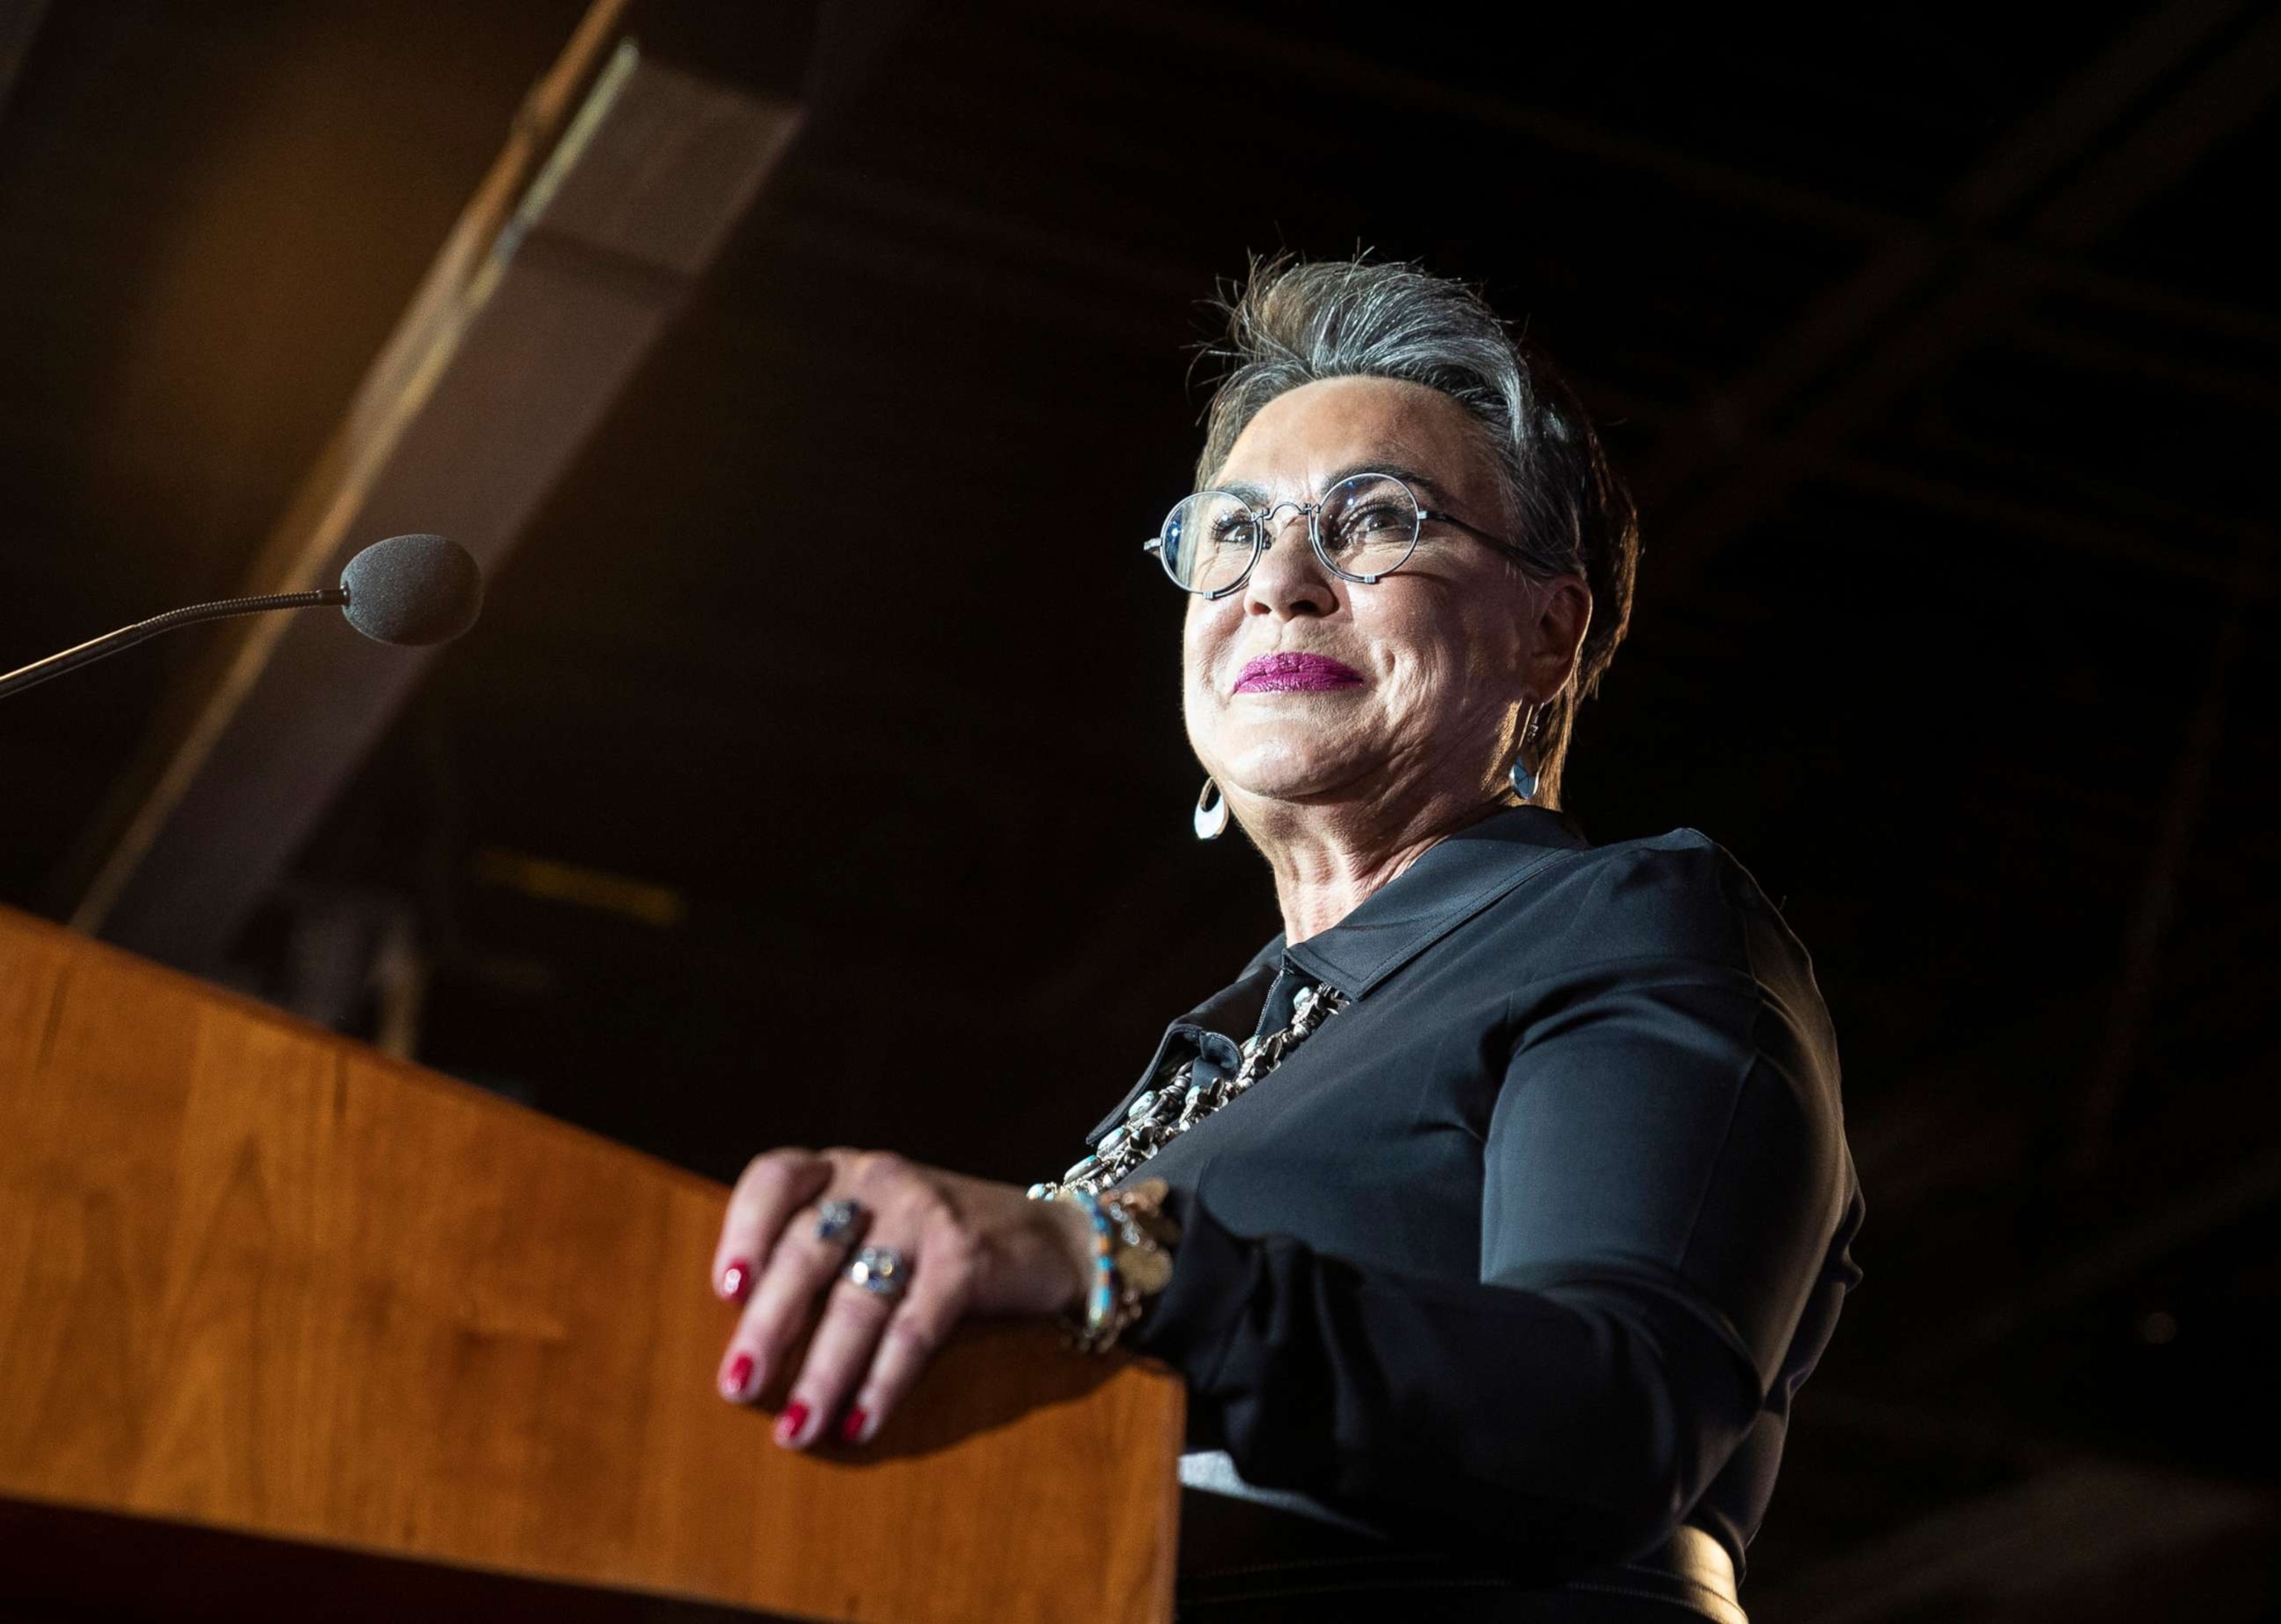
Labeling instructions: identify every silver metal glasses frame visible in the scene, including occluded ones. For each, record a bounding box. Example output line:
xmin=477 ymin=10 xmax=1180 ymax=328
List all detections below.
xmin=1140 ymin=472 xmax=1523 ymax=599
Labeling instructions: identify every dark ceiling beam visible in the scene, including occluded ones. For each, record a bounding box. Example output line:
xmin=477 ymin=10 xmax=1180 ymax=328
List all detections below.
xmin=2068 ymin=533 xmax=2267 ymax=1174
xmin=1839 ymin=773 xmax=2278 ymax=1222
xmin=1087 ymin=3 xmax=1901 ymax=239
xmin=1636 ymin=0 xmax=2251 ymax=513
xmin=58 ymin=4 xmax=803 ymax=971
xmin=1115 ymin=0 xmax=2281 ymax=356
xmin=801 ymin=163 xmax=1202 ymax=303
xmin=1818 ymin=460 xmax=2280 ymax=599
xmin=2006 ymin=319 xmax=2281 ymax=417
xmin=2032 ymin=250 xmax=2281 ymax=350
xmin=800 ymin=0 xmax=921 ymax=111
xmin=0 ymin=0 xmax=44 ymax=125
xmin=1564 ymin=372 xmax=2281 ymax=601
xmin=768 ymin=215 xmax=1192 ymax=354
xmin=1903 ymin=1138 xmax=2281 ymax=1383
xmin=1644 ymin=4 xmax=2281 ymax=595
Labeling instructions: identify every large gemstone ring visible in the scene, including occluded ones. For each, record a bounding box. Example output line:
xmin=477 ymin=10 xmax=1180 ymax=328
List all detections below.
xmin=843 ymin=1245 xmax=908 ymax=1301
xmin=815 ymin=1199 xmax=863 ymax=1245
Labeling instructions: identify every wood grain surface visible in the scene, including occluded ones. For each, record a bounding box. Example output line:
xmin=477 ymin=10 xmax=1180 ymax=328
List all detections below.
xmin=0 ymin=907 xmax=1182 ymax=1624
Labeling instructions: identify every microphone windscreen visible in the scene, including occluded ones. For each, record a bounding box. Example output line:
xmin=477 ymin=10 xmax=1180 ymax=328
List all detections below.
xmin=340 ymin=533 xmax=483 ymax=647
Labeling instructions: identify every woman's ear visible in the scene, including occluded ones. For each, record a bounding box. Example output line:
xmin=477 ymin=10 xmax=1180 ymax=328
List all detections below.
xmin=1526 ymin=575 xmax=1593 ymax=700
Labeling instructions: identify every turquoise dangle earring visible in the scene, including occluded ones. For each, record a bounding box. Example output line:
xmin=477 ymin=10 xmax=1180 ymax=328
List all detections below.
xmin=1508 ymin=705 xmax=1541 ymax=802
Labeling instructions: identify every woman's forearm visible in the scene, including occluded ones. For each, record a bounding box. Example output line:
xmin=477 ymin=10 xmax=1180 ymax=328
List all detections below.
xmin=1129 ymin=1193 xmax=1762 ymax=1568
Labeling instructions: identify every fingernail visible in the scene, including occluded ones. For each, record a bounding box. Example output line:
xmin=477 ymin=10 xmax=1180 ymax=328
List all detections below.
xmin=839 ymin=1406 xmax=869 ymax=1444
xmin=720 ymin=1353 xmax=754 ymax=1401
xmin=719 ymin=1259 xmax=752 ymax=1301
xmin=776 ymin=1400 xmax=811 ymax=1447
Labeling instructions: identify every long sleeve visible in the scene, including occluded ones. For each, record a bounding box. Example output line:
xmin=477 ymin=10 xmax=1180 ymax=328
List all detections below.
xmin=1121 ymin=840 xmax=1859 ymax=1572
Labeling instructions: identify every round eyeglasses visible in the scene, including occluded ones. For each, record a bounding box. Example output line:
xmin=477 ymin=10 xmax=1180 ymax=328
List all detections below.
xmin=1142 ymin=472 xmax=1519 ymax=598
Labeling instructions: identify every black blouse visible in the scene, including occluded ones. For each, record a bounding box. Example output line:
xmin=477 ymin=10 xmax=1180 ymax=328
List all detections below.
xmin=1093 ymin=806 xmax=1863 ymax=1581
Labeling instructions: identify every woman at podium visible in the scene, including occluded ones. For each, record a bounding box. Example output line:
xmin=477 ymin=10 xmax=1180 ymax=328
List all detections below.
xmin=710 ymin=258 xmax=1861 ymax=1622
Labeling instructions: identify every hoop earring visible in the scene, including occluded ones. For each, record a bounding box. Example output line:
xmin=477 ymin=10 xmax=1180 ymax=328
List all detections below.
xmin=1508 ymin=704 xmax=1541 ymax=803
xmin=1194 ymin=777 xmax=1229 ymax=841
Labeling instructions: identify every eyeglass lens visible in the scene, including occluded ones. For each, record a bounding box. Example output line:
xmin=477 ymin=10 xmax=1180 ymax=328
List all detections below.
xmin=1157 ymin=474 xmax=1420 ymax=595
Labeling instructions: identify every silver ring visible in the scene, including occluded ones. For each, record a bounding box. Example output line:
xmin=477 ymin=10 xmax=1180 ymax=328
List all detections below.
xmin=815 ymin=1199 xmax=863 ymax=1245
xmin=843 ymin=1245 xmax=908 ymax=1301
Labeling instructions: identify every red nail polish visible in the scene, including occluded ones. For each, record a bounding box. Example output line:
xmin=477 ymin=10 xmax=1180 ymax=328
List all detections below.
xmin=839 ymin=1406 xmax=868 ymax=1444
xmin=776 ymin=1400 xmax=811 ymax=1445
xmin=720 ymin=1353 xmax=754 ymax=1401
xmin=720 ymin=1259 xmax=752 ymax=1301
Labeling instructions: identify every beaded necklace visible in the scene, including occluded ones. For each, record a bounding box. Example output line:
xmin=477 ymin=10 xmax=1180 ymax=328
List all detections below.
xmin=1033 ymin=980 xmax=1348 ymax=1199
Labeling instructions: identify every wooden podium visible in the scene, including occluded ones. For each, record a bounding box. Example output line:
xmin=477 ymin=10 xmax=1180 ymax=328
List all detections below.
xmin=0 ymin=906 xmax=1184 ymax=1623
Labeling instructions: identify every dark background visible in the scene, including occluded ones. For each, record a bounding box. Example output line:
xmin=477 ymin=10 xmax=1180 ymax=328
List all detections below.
xmin=1 ymin=1 xmax=2277 ymax=1617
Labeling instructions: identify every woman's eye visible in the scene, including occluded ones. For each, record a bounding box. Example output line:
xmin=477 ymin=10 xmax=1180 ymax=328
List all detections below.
xmin=1334 ymin=506 xmax=1409 ymax=543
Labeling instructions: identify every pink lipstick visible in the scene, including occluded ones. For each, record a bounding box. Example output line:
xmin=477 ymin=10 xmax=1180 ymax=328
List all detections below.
xmin=1233 ymin=651 xmax=1365 ymax=694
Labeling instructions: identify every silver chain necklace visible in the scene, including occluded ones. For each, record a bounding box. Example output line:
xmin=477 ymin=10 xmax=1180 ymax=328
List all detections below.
xmin=1034 ymin=981 xmax=1348 ymax=1199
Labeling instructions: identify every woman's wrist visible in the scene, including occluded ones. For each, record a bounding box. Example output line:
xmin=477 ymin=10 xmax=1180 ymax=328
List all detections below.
xmin=1040 ymin=1190 xmax=1102 ymax=1314
xmin=1031 ymin=1180 xmax=1181 ymax=1354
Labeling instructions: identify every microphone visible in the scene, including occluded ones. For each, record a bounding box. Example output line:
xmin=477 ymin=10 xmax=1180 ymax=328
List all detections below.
xmin=0 ymin=533 xmax=483 ymax=702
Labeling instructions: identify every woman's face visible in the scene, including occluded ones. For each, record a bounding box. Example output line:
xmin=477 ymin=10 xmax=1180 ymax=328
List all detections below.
xmin=1183 ymin=376 xmax=1587 ymax=819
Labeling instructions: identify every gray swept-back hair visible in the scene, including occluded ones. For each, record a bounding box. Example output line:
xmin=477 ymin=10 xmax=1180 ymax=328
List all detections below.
xmin=1195 ymin=257 xmax=1638 ymax=809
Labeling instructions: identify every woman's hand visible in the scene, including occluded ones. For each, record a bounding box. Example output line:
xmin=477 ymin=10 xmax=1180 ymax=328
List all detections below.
xmin=709 ymin=1148 xmax=1097 ymax=1447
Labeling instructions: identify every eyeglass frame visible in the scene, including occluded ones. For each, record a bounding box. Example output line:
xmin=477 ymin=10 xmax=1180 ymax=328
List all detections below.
xmin=1140 ymin=470 xmax=1527 ymax=599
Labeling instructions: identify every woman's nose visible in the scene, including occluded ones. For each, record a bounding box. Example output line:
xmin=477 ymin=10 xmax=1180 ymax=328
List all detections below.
xmin=1244 ymin=509 xmax=1339 ymax=618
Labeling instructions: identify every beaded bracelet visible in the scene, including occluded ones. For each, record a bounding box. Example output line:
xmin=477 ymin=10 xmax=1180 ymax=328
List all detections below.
xmin=1063 ymin=1189 xmax=1126 ymax=1353
xmin=1040 ymin=1180 xmax=1179 ymax=1354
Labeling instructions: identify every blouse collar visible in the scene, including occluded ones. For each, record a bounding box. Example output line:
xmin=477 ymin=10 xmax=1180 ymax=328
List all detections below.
xmin=1248 ymin=805 xmax=1592 ymax=999
xmin=1081 ymin=806 xmax=1590 ymax=1149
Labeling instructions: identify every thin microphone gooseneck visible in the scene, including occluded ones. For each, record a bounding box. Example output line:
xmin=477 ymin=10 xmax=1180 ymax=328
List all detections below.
xmin=0 ymin=533 xmax=482 ymax=702
xmin=0 ymin=590 xmax=350 ymax=702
